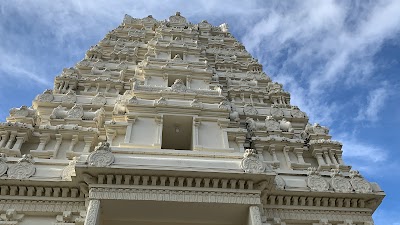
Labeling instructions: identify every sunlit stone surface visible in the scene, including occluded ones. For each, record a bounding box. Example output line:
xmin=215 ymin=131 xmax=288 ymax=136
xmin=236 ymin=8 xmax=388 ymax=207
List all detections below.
xmin=0 ymin=12 xmax=383 ymax=225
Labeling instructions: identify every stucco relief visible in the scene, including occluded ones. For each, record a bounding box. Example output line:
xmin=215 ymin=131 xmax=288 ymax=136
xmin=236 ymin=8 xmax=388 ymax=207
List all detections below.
xmin=240 ymin=149 xmax=265 ymax=173
xmin=330 ymin=169 xmax=352 ymax=193
xmin=36 ymin=89 xmax=54 ymax=102
xmin=7 ymin=154 xmax=35 ymax=179
xmin=243 ymin=104 xmax=258 ymax=115
xmin=274 ymin=175 xmax=286 ymax=190
xmin=350 ymin=170 xmax=372 ymax=194
xmin=91 ymin=92 xmax=107 ymax=105
xmin=307 ymin=167 xmax=329 ymax=192
xmin=87 ymin=142 xmax=114 ymax=167
xmin=61 ymin=90 xmax=77 ymax=103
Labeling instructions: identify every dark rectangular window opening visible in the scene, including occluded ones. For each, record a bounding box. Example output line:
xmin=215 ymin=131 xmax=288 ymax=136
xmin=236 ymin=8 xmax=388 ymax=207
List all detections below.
xmin=161 ymin=115 xmax=193 ymax=150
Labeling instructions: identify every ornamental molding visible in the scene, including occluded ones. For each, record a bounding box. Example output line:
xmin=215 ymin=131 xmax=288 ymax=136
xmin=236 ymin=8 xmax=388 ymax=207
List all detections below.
xmin=264 ymin=208 xmax=373 ymax=224
xmin=0 ymin=209 xmax=24 ymax=223
xmin=307 ymin=167 xmax=329 ymax=192
xmin=0 ymin=200 xmax=85 ymax=213
xmin=7 ymin=154 xmax=35 ymax=179
xmin=89 ymin=187 xmax=261 ymax=205
xmin=274 ymin=175 xmax=286 ymax=190
xmin=330 ymin=169 xmax=352 ymax=193
xmin=243 ymin=104 xmax=258 ymax=116
xmin=349 ymin=170 xmax=372 ymax=194
xmin=87 ymin=142 xmax=114 ymax=167
xmin=240 ymin=149 xmax=265 ymax=174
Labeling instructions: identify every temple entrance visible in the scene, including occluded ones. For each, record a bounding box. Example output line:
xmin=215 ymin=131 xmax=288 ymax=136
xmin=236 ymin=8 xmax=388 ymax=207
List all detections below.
xmin=100 ymin=200 xmax=248 ymax=225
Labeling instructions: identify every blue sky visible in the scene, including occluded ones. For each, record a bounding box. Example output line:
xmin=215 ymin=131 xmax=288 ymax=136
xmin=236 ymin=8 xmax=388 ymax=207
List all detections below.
xmin=0 ymin=1 xmax=399 ymax=223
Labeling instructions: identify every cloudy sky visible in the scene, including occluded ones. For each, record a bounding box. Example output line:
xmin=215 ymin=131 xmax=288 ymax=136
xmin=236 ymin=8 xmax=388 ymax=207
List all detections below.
xmin=0 ymin=0 xmax=399 ymax=224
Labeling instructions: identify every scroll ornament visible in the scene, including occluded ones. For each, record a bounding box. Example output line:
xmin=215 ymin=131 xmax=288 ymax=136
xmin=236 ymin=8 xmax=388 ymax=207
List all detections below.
xmin=240 ymin=149 xmax=265 ymax=174
xmin=87 ymin=142 xmax=114 ymax=167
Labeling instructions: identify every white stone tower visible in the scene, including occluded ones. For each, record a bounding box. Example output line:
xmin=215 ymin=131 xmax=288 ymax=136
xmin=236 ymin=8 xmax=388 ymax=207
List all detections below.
xmin=0 ymin=12 xmax=384 ymax=225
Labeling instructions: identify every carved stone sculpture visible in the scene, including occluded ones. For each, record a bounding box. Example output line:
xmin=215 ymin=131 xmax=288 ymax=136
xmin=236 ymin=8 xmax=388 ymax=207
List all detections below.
xmin=330 ymin=169 xmax=352 ymax=193
xmin=7 ymin=154 xmax=36 ymax=179
xmin=307 ymin=167 xmax=329 ymax=192
xmin=349 ymin=170 xmax=372 ymax=193
xmin=87 ymin=142 xmax=114 ymax=167
xmin=91 ymin=92 xmax=107 ymax=105
xmin=240 ymin=149 xmax=265 ymax=173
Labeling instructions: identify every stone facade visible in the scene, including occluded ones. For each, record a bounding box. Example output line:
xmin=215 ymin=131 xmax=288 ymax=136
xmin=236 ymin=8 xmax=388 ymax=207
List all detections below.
xmin=0 ymin=12 xmax=384 ymax=225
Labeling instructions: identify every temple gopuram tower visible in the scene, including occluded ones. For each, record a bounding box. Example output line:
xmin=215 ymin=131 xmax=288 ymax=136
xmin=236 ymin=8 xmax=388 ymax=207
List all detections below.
xmin=0 ymin=12 xmax=384 ymax=225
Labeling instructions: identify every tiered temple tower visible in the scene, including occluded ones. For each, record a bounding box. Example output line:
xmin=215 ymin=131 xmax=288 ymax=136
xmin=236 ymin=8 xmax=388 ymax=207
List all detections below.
xmin=0 ymin=13 xmax=383 ymax=225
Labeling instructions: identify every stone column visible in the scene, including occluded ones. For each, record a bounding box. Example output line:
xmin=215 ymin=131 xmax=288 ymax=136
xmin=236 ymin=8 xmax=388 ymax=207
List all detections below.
xmin=154 ymin=115 xmax=163 ymax=147
xmin=269 ymin=145 xmax=278 ymax=162
xmin=83 ymin=136 xmax=95 ymax=153
xmin=36 ymin=134 xmax=51 ymax=151
xmin=12 ymin=134 xmax=27 ymax=151
xmin=293 ymin=147 xmax=306 ymax=164
xmin=5 ymin=131 xmax=17 ymax=149
xmin=236 ymin=136 xmax=246 ymax=152
xmin=84 ymin=199 xmax=101 ymax=225
xmin=329 ymin=149 xmax=338 ymax=165
xmin=52 ymin=134 xmax=63 ymax=158
xmin=193 ymin=118 xmax=201 ymax=148
xmin=0 ymin=131 xmax=10 ymax=148
xmin=313 ymin=150 xmax=326 ymax=166
xmin=68 ymin=135 xmax=79 ymax=152
xmin=248 ymin=206 xmax=262 ymax=225
xmin=106 ymin=130 xmax=116 ymax=146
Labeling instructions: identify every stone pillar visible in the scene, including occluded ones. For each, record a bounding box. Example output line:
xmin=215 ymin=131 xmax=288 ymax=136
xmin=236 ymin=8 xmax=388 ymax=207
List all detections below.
xmin=248 ymin=206 xmax=262 ymax=225
xmin=52 ymin=134 xmax=63 ymax=158
xmin=106 ymin=130 xmax=116 ymax=146
xmin=68 ymin=135 xmax=79 ymax=152
xmin=84 ymin=199 xmax=101 ymax=225
xmin=186 ymin=75 xmax=191 ymax=89
xmin=12 ymin=134 xmax=27 ymax=150
xmin=5 ymin=131 xmax=17 ymax=149
xmin=329 ymin=149 xmax=338 ymax=165
xmin=336 ymin=151 xmax=345 ymax=165
xmin=36 ymin=134 xmax=51 ymax=151
xmin=314 ymin=151 xmax=326 ymax=166
xmin=236 ymin=136 xmax=246 ymax=152
xmin=323 ymin=151 xmax=332 ymax=165
xmin=269 ymin=145 xmax=278 ymax=162
xmin=83 ymin=136 xmax=95 ymax=153
xmin=154 ymin=115 xmax=163 ymax=147
xmin=193 ymin=118 xmax=201 ymax=147
xmin=0 ymin=131 xmax=10 ymax=148
xmin=293 ymin=147 xmax=305 ymax=164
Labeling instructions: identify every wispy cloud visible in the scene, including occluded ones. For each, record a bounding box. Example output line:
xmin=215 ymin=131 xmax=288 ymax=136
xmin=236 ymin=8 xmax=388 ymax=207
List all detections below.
xmin=356 ymin=83 xmax=391 ymax=122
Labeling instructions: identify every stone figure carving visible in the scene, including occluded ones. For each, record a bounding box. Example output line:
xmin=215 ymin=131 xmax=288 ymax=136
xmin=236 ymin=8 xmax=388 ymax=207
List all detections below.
xmin=62 ymin=90 xmax=77 ymax=103
xmin=240 ymin=149 xmax=265 ymax=173
xmin=0 ymin=153 xmax=8 ymax=176
xmin=91 ymin=92 xmax=107 ymax=105
xmin=61 ymin=158 xmax=77 ymax=181
xmin=87 ymin=142 xmax=115 ymax=167
xmin=218 ymin=99 xmax=230 ymax=110
xmin=219 ymin=23 xmax=229 ymax=32
xmin=0 ymin=209 xmax=24 ymax=222
xmin=228 ymin=103 xmax=240 ymax=122
xmin=36 ymin=89 xmax=54 ymax=102
xmin=307 ymin=167 xmax=329 ymax=192
xmin=169 ymin=12 xmax=187 ymax=24
xmin=170 ymin=79 xmax=187 ymax=92
xmin=265 ymin=116 xmax=280 ymax=131
xmin=67 ymin=104 xmax=84 ymax=119
xmin=274 ymin=175 xmax=286 ymax=190
xmin=291 ymin=106 xmax=307 ymax=118
xmin=243 ymin=104 xmax=258 ymax=116
xmin=279 ymin=118 xmax=294 ymax=133
xmin=128 ymin=96 xmax=139 ymax=104
xmin=7 ymin=154 xmax=36 ymax=179
xmin=330 ymin=169 xmax=352 ymax=193
xmin=270 ymin=107 xmax=284 ymax=117
xmin=349 ymin=170 xmax=372 ymax=193
xmin=9 ymin=106 xmax=36 ymax=118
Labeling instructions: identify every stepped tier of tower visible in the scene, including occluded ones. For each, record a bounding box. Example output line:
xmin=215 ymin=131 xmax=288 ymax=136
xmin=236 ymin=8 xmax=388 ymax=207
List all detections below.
xmin=0 ymin=12 xmax=383 ymax=225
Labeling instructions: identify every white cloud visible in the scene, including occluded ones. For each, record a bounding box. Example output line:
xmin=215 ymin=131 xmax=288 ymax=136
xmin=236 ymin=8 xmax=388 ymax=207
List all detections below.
xmin=356 ymin=85 xmax=390 ymax=122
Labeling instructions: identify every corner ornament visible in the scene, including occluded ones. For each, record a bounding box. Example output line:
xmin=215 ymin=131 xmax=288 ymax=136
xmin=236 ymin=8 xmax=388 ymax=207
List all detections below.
xmin=87 ymin=142 xmax=114 ymax=167
xmin=349 ymin=170 xmax=372 ymax=193
xmin=7 ymin=154 xmax=36 ymax=179
xmin=240 ymin=149 xmax=265 ymax=174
